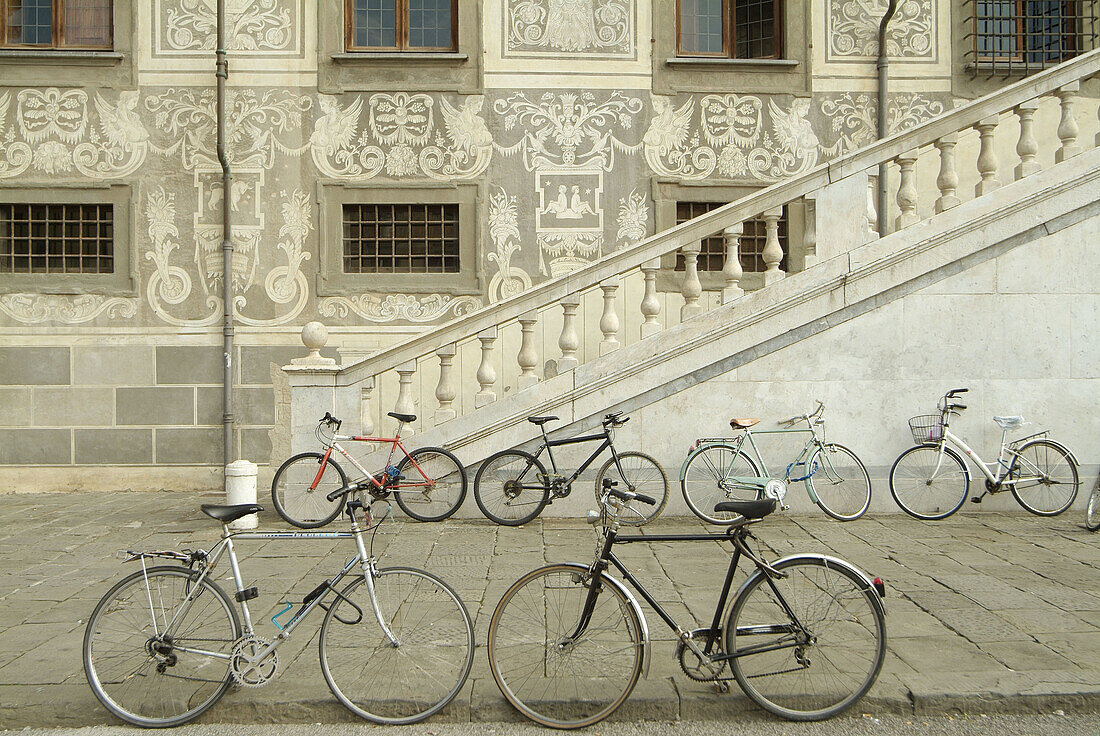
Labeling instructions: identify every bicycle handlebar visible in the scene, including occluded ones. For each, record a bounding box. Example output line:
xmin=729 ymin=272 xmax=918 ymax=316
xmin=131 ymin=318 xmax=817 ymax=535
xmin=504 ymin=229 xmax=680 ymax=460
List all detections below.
xmin=320 ymin=412 xmax=342 ymax=431
xmin=780 ymin=400 xmax=825 ymax=427
xmin=326 ymin=483 xmax=354 ymax=502
xmin=607 ymin=486 xmax=656 ymax=506
xmin=946 ymin=388 xmax=969 ymax=397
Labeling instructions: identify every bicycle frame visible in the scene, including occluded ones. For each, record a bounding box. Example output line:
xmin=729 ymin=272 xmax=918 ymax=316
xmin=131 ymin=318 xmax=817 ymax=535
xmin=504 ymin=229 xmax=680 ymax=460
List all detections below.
xmin=321 ymin=432 xmax=433 ymax=494
xmin=929 ymin=427 xmax=1045 ymax=488
xmin=520 ymin=426 xmax=627 ymax=494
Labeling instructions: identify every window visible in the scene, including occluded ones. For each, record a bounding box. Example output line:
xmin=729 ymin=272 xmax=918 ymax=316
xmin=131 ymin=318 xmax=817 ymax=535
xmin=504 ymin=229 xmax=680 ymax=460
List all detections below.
xmin=677 ymin=0 xmax=782 ymax=59
xmin=972 ymin=1 xmax=1096 ymax=71
xmin=1 ymin=0 xmax=112 ymax=49
xmin=342 ymin=203 xmax=459 ymax=274
xmin=0 ymin=203 xmax=113 ymax=274
xmin=674 ymin=201 xmax=787 ymax=273
xmin=346 ymin=0 xmax=456 ymax=51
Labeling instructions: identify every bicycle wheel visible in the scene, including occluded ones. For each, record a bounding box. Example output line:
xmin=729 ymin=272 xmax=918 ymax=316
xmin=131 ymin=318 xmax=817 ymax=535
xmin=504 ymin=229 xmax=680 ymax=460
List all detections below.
xmin=320 ymin=567 xmax=474 ymax=725
xmin=487 ymin=563 xmax=643 ymax=729
xmin=1085 ymin=474 xmax=1100 ymax=532
xmin=681 ymin=443 xmax=762 ymax=524
xmin=271 ymin=452 xmax=348 ymax=528
xmin=725 ymin=557 xmax=886 ymax=721
xmin=889 ymin=444 xmax=969 ymax=520
xmin=394 ymin=447 xmax=468 ymax=522
xmin=1009 ymin=439 xmax=1079 ymax=516
xmin=594 ymin=451 xmax=670 ymax=526
xmin=806 ymin=443 xmax=872 ymax=521
xmin=83 ymin=566 xmax=240 ymax=727
xmin=473 ymin=450 xmax=550 ymax=526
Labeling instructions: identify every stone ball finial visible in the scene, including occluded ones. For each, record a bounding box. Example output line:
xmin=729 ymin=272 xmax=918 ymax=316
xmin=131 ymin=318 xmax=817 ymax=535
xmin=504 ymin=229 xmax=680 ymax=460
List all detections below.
xmin=291 ymin=321 xmax=337 ymax=366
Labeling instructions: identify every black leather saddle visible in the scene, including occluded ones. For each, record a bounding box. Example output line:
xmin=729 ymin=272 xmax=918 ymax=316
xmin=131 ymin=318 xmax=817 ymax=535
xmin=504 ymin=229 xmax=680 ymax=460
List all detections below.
xmin=388 ymin=412 xmax=417 ymax=423
xmin=201 ymin=504 xmax=263 ymax=523
xmin=527 ymin=416 xmax=559 ymax=426
xmin=714 ymin=498 xmax=776 ymax=520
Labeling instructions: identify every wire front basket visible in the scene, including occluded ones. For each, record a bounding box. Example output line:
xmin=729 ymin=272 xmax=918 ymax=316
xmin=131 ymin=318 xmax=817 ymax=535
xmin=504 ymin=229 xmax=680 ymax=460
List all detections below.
xmin=908 ymin=415 xmax=944 ymax=445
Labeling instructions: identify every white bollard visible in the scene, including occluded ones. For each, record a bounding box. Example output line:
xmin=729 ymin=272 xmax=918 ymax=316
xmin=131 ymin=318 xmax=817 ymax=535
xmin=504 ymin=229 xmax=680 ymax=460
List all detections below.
xmin=225 ymin=459 xmax=258 ymax=529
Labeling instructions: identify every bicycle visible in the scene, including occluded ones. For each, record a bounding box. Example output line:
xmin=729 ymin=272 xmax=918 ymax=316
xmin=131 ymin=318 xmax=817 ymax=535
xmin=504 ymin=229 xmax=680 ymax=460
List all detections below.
xmin=486 ymin=479 xmax=888 ymax=729
xmin=271 ymin=411 xmax=467 ymax=527
xmin=472 ymin=411 xmax=669 ymax=526
xmin=82 ymin=496 xmax=475 ymax=727
xmin=680 ymin=402 xmax=872 ymax=523
xmin=889 ymin=388 xmax=1080 ymax=520
xmin=1086 ymin=472 xmax=1100 ymax=532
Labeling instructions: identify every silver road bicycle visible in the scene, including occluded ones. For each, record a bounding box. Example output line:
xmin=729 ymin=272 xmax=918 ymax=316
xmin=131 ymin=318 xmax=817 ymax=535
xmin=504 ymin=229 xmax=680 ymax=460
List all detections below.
xmin=83 ymin=498 xmax=474 ymax=727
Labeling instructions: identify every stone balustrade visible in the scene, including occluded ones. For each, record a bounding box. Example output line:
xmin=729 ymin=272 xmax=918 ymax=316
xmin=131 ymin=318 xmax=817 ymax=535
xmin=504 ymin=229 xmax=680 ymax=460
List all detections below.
xmin=285 ymin=51 xmax=1100 ymax=444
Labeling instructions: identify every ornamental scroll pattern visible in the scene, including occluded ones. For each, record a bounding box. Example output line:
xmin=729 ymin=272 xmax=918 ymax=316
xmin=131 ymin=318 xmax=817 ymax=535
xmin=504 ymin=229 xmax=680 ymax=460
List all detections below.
xmin=160 ymin=0 xmax=295 ymax=52
xmin=318 ymin=294 xmax=482 ymax=323
xmin=310 ymin=93 xmax=493 ymax=181
xmin=506 ymin=0 xmax=634 ymax=57
xmin=0 ymin=295 xmax=137 ymax=324
xmin=827 ymin=0 xmax=933 ymax=59
xmin=819 ymin=92 xmax=946 ymax=156
xmin=0 ymin=89 xmax=149 ymax=179
xmin=643 ymin=94 xmax=819 ymax=181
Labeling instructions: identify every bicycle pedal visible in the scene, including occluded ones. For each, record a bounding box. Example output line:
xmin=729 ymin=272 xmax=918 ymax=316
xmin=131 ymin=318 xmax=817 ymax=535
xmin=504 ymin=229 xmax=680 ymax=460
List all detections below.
xmin=970 ymin=496 xmax=983 ymax=504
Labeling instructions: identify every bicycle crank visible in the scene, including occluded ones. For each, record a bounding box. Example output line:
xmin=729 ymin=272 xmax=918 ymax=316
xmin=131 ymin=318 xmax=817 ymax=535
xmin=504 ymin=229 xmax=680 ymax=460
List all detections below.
xmin=675 ymin=629 xmax=728 ymax=682
xmin=230 ymin=635 xmax=278 ymax=687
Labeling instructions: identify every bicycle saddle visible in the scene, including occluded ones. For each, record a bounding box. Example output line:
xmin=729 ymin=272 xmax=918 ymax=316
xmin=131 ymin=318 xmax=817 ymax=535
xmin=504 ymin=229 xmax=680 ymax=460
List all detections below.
xmin=730 ymin=418 xmax=760 ymax=429
xmin=201 ymin=504 xmax=263 ymax=523
xmin=527 ymin=415 xmax=558 ymax=425
xmin=993 ymin=415 xmax=1024 ymax=430
xmin=714 ymin=498 xmax=775 ymax=520
xmin=388 ymin=411 xmax=417 ymax=424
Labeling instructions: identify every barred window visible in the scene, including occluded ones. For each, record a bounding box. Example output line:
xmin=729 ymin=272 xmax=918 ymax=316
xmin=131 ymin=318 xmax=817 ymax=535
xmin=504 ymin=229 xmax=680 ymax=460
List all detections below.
xmin=1 ymin=0 xmax=112 ymax=49
xmin=674 ymin=201 xmax=786 ymax=273
xmin=678 ymin=0 xmax=782 ymax=59
xmin=343 ymin=203 xmax=460 ymax=274
xmin=0 ymin=203 xmax=114 ymax=274
xmin=970 ymin=1 xmax=1097 ymax=73
xmin=346 ymin=0 xmax=455 ymax=51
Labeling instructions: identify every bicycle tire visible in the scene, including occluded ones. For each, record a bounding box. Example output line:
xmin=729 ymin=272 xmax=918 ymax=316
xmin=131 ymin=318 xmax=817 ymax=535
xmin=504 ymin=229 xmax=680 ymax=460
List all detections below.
xmin=271 ymin=451 xmax=348 ymax=528
xmin=888 ymin=444 xmax=969 ymax=520
xmin=594 ymin=451 xmax=670 ymax=526
xmin=83 ymin=566 xmax=240 ymax=727
xmin=473 ymin=450 xmax=550 ymax=526
xmin=394 ymin=447 xmax=468 ymax=522
xmin=1085 ymin=474 xmax=1100 ymax=532
xmin=681 ymin=443 xmax=762 ymax=524
xmin=319 ymin=567 xmax=474 ymax=725
xmin=1009 ymin=439 xmax=1079 ymax=516
xmin=806 ymin=443 xmax=873 ymax=521
xmin=724 ymin=557 xmax=886 ymax=721
xmin=487 ymin=563 xmax=643 ymax=729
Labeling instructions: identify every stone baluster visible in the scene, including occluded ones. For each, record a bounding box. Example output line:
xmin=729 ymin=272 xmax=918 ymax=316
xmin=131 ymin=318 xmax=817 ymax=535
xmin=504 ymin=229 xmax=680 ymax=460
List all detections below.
xmin=679 ymin=242 xmax=704 ymax=319
xmin=802 ymin=196 xmax=818 ymax=268
xmin=599 ymin=279 xmax=621 ymax=355
xmin=1055 ymin=82 xmax=1080 ymax=163
xmin=865 ymin=174 xmax=879 ymax=238
xmin=1014 ymin=99 xmax=1041 ymax=180
xmin=516 ymin=310 xmax=539 ymax=390
xmin=359 ymin=378 xmax=375 ymax=436
xmin=1096 ymin=78 xmax=1100 ymax=147
xmin=934 ymin=134 xmax=961 ymax=213
xmin=475 ymin=327 xmax=497 ymax=408
xmin=721 ymin=223 xmax=744 ymax=303
xmin=394 ymin=361 xmax=417 ymax=434
xmin=761 ymin=207 xmax=785 ymax=284
xmin=434 ymin=344 xmax=457 ymax=424
xmin=639 ymin=259 xmax=662 ymax=338
xmin=557 ymin=294 xmax=581 ymax=370
xmin=895 ymin=151 xmax=920 ymax=229
xmin=974 ymin=116 xmax=1000 ymax=196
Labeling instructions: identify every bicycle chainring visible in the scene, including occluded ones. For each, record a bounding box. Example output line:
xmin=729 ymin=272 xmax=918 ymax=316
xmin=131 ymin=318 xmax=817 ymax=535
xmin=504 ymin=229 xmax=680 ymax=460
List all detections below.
xmin=230 ymin=635 xmax=278 ymax=687
xmin=676 ymin=629 xmax=728 ymax=682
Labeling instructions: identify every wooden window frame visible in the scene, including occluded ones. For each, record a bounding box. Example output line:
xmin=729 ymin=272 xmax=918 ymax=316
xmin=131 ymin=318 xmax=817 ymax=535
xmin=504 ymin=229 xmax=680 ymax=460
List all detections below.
xmin=345 ymin=0 xmax=457 ymax=52
xmin=973 ymin=1 xmax=1082 ymax=64
xmin=0 ymin=0 xmax=113 ymax=50
xmin=675 ymin=0 xmax=783 ymax=60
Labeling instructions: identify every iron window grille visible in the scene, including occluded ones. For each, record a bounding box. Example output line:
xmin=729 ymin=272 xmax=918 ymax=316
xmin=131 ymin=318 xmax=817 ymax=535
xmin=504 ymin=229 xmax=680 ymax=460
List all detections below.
xmin=0 ymin=203 xmax=114 ymax=274
xmin=674 ymin=201 xmax=787 ymax=273
xmin=677 ymin=0 xmax=783 ymax=59
xmin=965 ymin=0 xmax=1097 ymax=75
xmin=342 ymin=203 xmax=460 ymax=274
xmin=1 ymin=0 xmax=112 ymax=49
xmin=346 ymin=0 xmax=456 ymax=51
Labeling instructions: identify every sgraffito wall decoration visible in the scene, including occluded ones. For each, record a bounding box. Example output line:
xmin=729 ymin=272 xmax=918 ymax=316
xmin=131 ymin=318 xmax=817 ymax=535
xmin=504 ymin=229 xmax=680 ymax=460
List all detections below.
xmin=827 ymin=0 xmax=934 ymax=60
xmin=818 ymin=92 xmax=948 ymax=155
xmin=154 ymin=0 xmax=303 ymax=56
xmin=505 ymin=0 xmax=635 ymax=58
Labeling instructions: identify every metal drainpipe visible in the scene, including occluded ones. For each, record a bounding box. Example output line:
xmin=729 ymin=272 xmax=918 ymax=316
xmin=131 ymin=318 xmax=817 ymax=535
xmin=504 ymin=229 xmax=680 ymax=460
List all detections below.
xmin=877 ymin=0 xmax=898 ymax=236
xmin=216 ymin=0 xmax=235 ymax=476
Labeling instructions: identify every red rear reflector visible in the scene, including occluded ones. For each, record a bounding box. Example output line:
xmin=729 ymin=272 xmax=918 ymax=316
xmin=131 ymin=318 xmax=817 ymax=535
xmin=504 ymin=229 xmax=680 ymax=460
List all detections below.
xmin=872 ymin=577 xmax=886 ymax=597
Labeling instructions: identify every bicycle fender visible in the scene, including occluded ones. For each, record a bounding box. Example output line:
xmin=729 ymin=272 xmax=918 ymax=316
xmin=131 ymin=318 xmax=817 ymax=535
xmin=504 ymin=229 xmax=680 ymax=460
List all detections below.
xmin=1019 ymin=438 xmax=1079 ymax=468
xmin=556 ymin=562 xmax=652 ymax=679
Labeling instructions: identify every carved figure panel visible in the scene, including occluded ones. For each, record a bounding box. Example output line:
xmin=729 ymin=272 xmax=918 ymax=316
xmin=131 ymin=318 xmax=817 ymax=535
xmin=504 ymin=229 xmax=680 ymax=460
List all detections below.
xmin=505 ymin=0 xmax=635 ymax=57
xmin=827 ymin=0 xmax=934 ymax=59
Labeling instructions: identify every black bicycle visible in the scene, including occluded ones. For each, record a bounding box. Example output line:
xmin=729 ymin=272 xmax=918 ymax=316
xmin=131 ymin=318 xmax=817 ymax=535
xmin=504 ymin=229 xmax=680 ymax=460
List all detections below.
xmin=472 ymin=412 xmax=669 ymax=526
xmin=487 ymin=480 xmax=888 ymax=729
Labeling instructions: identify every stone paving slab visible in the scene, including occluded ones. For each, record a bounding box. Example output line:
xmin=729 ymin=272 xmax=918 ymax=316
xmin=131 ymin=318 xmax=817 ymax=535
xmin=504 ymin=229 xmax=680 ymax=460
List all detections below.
xmin=0 ymin=491 xmax=1097 ymax=727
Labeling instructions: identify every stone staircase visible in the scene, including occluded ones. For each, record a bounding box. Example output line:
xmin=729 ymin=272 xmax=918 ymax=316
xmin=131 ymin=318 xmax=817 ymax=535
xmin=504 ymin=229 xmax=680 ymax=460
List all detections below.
xmin=286 ymin=52 xmax=1100 ymax=516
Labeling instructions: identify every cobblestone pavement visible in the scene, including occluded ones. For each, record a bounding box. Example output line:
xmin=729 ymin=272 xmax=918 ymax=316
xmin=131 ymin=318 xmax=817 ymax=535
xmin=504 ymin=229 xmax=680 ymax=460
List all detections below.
xmin=0 ymin=491 xmax=1097 ymax=728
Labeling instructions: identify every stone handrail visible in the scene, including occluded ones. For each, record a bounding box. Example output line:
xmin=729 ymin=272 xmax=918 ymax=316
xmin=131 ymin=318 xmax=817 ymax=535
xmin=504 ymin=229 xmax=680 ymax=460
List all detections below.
xmin=290 ymin=49 xmax=1100 ymax=436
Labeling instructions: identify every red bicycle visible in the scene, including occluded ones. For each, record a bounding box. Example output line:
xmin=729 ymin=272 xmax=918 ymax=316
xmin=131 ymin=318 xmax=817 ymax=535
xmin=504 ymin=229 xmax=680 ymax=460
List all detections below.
xmin=271 ymin=412 xmax=467 ymax=526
